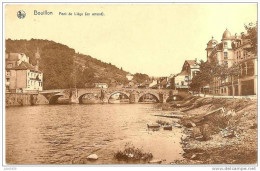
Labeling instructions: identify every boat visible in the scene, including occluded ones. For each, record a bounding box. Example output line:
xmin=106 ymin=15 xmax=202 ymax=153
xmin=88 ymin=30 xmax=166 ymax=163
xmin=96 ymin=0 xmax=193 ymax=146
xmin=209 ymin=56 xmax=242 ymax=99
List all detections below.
xmin=163 ymin=125 xmax=172 ymax=130
xmin=147 ymin=123 xmax=160 ymax=129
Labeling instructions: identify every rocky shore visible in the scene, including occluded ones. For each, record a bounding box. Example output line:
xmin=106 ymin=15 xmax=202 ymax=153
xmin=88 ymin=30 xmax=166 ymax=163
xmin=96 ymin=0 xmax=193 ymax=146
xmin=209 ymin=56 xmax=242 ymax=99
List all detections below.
xmin=166 ymin=96 xmax=257 ymax=164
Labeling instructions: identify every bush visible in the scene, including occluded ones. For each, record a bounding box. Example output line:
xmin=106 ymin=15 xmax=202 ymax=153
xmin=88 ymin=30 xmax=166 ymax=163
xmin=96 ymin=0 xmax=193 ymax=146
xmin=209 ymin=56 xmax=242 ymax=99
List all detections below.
xmin=201 ymin=124 xmax=211 ymax=141
xmin=114 ymin=143 xmax=153 ymax=161
xmin=191 ymin=127 xmax=201 ymax=138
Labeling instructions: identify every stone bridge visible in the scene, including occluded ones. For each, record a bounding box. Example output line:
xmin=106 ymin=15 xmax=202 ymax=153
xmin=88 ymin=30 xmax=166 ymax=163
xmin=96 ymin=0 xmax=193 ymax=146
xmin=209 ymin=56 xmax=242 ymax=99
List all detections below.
xmin=41 ymin=88 xmax=183 ymax=104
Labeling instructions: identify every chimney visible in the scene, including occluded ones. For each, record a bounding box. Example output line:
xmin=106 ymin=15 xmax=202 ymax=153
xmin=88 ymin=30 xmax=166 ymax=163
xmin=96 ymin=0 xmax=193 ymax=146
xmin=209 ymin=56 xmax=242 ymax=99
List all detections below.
xmin=35 ymin=47 xmax=40 ymax=71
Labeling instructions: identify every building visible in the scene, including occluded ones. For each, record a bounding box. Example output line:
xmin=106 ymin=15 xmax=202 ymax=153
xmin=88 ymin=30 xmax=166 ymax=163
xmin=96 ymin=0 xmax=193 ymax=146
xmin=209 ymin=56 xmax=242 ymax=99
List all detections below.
xmin=157 ymin=77 xmax=169 ymax=89
xmin=149 ymin=80 xmax=158 ymax=88
xmin=94 ymin=83 xmax=108 ymax=89
xmin=174 ymin=60 xmax=200 ymax=90
xmin=5 ymin=51 xmax=43 ymax=93
xmin=206 ymin=29 xmax=257 ymax=96
xmin=126 ymin=74 xmax=134 ymax=81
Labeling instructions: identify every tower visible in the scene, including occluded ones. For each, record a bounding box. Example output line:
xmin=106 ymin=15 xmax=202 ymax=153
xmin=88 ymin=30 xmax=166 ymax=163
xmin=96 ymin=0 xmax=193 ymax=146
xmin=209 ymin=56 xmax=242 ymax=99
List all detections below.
xmin=35 ymin=47 xmax=40 ymax=71
xmin=221 ymin=29 xmax=233 ymax=67
xmin=221 ymin=29 xmax=232 ymax=49
xmin=205 ymin=36 xmax=218 ymax=62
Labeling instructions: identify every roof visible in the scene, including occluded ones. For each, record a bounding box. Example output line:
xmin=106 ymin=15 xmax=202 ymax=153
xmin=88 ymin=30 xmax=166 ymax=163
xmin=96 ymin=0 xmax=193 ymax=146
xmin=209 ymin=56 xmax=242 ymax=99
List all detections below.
xmin=6 ymin=53 xmax=21 ymax=61
xmin=159 ymin=79 xmax=167 ymax=86
xmin=222 ymin=29 xmax=232 ymax=40
xmin=12 ymin=61 xmax=35 ymax=70
xmin=185 ymin=60 xmax=198 ymax=66
xmin=206 ymin=37 xmax=218 ymax=49
xmin=177 ymin=70 xmax=189 ymax=76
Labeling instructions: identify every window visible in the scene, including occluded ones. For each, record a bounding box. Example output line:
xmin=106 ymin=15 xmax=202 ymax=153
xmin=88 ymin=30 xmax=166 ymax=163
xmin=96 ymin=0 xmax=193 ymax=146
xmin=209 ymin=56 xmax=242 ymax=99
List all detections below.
xmin=224 ymin=52 xmax=228 ymax=59
xmin=6 ymin=78 xmax=10 ymax=82
xmin=224 ymin=42 xmax=228 ymax=48
xmin=224 ymin=61 xmax=228 ymax=65
xmin=7 ymin=63 xmax=13 ymax=68
xmin=181 ymin=81 xmax=184 ymax=86
xmin=6 ymin=71 xmax=11 ymax=76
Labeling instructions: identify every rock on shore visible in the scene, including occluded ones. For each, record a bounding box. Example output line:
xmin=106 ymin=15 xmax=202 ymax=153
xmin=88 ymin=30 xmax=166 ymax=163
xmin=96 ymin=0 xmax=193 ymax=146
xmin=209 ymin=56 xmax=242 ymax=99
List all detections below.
xmin=87 ymin=154 xmax=98 ymax=160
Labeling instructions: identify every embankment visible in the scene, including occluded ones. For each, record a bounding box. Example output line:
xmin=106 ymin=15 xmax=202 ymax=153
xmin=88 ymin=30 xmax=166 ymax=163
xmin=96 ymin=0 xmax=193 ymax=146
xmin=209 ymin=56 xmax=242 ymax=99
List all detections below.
xmin=6 ymin=93 xmax=49 ymax=106
xmin=170 ymin=97 xmax=257 ymax=164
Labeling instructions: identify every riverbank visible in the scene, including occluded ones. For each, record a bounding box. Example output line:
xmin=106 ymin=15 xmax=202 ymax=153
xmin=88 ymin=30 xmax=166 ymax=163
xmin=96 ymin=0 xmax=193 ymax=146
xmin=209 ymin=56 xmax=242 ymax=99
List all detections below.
xmin=167 ymin=96 xmax=257 ymax=164
xmin=5 ymin=93 xmax=49 ymax=106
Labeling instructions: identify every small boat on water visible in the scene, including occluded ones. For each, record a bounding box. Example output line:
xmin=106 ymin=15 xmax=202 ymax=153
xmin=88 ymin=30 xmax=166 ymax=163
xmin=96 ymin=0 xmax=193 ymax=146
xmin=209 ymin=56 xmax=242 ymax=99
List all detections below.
xmin=147 ymin=123 xmax=160 ymax=129
xmin=163 ymin=125 xmax=172 ymax=130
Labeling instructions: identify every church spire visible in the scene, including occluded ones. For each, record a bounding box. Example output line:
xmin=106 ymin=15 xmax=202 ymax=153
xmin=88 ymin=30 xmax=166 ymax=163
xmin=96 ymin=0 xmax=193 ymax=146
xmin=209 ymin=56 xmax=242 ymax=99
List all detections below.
xmin=35 ymin=47 xmax=40 ymax=71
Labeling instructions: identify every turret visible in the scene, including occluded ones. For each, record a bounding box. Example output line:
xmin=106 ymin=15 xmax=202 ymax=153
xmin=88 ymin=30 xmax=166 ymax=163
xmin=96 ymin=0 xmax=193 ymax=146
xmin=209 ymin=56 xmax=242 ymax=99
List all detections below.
xmin=221 ymin=29 xmax=233 ymax=49
xmin=205 ymin=36 xmax=218 ymax=62
xmin=35 ymin=47 xmax=40 ymax=71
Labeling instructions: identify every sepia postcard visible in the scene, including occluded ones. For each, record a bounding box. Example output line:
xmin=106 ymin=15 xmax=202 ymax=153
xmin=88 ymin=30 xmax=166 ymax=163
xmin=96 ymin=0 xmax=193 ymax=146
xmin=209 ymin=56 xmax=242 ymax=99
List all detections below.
xmin=1 ymin=0 xmax=259 ymax=170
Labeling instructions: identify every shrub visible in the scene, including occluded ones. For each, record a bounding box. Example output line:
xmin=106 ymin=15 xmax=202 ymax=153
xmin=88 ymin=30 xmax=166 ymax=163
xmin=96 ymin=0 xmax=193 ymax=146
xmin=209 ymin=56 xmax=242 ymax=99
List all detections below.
xmin=114 ymin=143 xmax=153 ymax=161
xmin=201 ymin=124 xmax=211 ymax=141
xmin=191 ymin=127 xmax=201 ymax=138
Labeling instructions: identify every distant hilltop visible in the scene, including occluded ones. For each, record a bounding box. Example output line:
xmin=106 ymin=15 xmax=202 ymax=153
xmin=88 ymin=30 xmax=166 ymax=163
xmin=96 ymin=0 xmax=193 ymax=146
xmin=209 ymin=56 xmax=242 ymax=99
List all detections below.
xmin=5 ymin=39 xmax=131 ymax=89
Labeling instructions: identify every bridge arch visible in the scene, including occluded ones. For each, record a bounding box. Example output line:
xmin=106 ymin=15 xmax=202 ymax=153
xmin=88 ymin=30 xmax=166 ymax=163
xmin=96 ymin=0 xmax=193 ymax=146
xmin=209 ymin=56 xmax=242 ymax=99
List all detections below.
xmin=138 ymin=92 xmax=160 ymax=103
xmin=49 ymin=95 xmax=64 ymax=104
xmin=108 ymin=91 xmax=130 ymax=103
xmin=78 ymin=93 xmax=100 ymax=104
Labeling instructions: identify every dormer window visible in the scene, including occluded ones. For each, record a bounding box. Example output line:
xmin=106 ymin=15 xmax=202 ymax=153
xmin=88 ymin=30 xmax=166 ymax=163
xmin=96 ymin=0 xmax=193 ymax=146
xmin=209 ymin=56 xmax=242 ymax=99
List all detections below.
xmin=224 ymin=42 xmax=228 ymax=48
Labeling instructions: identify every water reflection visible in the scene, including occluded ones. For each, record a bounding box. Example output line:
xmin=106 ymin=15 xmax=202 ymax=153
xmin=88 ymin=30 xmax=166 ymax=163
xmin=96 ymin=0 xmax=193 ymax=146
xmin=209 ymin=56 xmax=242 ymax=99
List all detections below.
xmin=6 ymin=104 xmax=184 ymax=164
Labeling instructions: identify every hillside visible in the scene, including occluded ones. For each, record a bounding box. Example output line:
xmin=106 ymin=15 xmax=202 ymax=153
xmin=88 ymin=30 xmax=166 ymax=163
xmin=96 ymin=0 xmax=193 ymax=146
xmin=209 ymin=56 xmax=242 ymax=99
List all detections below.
xmin=5 ymin=39 xmax=130 ymax=89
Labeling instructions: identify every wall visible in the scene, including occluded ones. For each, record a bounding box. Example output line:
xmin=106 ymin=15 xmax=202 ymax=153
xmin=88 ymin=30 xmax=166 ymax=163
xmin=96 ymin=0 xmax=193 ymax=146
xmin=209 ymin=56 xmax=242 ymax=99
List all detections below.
xmin=25 ymin=70 xmax=43 ymax=92
xmin=16 ymin=70 xmax=27 ymax=89
xmin=9 ymin=70 xmax=17 ymax=90
xmin=5 ymin=93 xmax=49 ymax=106
xmin=175 ymin=75 xmax=188 ymax=88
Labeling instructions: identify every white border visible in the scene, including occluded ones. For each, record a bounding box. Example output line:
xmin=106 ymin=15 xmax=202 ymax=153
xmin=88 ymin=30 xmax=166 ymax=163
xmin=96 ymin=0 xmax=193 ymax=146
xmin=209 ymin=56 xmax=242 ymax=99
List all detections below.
xmin=0 ymin=0 xmax=259 ymax=171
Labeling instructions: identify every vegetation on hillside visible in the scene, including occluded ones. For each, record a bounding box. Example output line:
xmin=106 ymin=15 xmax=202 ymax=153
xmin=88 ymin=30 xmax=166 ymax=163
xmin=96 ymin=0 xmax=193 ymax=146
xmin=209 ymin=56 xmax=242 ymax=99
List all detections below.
xmin=6 ymin=39 xmax=131 ymax=89
xmin=133 ymin=73 xmax=150 ymax=84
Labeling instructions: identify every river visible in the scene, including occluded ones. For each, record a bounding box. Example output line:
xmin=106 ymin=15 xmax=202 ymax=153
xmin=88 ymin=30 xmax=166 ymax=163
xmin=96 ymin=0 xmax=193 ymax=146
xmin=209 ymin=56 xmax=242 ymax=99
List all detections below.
xmin=5 ymin=104 xmax=184 ymax=164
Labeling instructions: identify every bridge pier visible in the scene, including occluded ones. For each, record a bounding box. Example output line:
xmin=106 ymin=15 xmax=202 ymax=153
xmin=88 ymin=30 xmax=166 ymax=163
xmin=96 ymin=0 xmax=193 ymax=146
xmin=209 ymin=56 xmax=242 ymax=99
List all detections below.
xmin=69 ymin=89 xmax=79 ymax=104
xmin=163 ymin=96 xmax=167 ymax=103
xmin=129 ymin=92 xmax=138 ymax=103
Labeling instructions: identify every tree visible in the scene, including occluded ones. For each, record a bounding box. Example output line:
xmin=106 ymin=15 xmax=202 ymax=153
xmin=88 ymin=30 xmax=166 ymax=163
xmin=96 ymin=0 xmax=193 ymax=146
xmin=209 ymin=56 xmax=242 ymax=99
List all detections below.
xmin=133 ymin=73 xmax=150 ymax=84
xmin=169 ymin=76 xmax=175 ymax=89
xmin=190 ymin=59 xmax=227 ymax=95
xmin=243 ymin=22 xmax=257 ymax=54
xmin=227 ymin=63 xmax=241 ymax=96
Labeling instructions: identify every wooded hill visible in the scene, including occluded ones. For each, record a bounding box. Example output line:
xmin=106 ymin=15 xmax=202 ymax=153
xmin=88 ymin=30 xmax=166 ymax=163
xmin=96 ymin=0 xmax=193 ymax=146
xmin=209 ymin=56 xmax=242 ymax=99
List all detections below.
xmin=6 ymin=39 xmax=130 ymax=89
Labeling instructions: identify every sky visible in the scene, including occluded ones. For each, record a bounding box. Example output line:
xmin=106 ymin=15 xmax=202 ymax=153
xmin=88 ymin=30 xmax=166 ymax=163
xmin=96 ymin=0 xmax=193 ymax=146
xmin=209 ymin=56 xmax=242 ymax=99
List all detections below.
xmin=5 ymin=3 xmax=257 ymax=77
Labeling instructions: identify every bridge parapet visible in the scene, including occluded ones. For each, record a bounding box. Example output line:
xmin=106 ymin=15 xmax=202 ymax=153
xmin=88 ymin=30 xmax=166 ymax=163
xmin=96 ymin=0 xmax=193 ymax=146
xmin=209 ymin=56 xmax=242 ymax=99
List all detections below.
xmin=43 ymin=88 xmax=180 ymax=104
